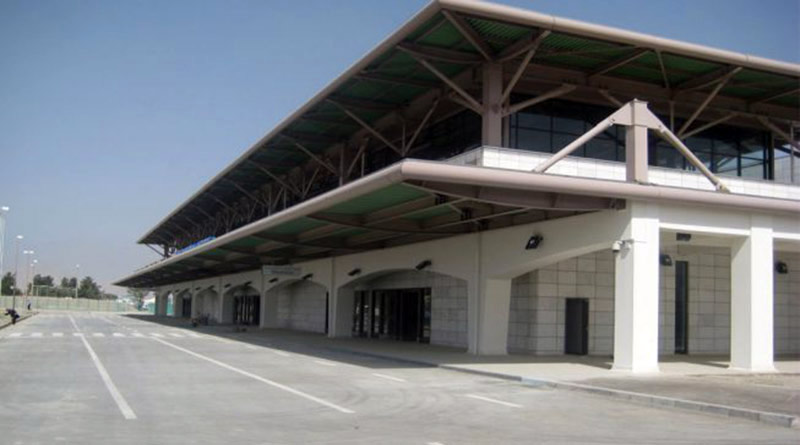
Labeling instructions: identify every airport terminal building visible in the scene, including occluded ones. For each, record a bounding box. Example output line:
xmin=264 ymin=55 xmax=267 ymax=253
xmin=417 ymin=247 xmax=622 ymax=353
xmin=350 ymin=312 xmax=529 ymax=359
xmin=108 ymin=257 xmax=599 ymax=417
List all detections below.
xmin=117 ymin=0 xmax=800 ymax=373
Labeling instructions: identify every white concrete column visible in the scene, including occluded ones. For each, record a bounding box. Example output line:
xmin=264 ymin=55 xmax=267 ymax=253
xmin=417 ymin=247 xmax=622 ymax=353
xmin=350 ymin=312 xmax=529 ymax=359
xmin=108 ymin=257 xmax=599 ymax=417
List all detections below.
xmin=482 ymin=62 xmax=503 ymax=146
xmin=468 ymin=276 xmax=512 ymax=355
xmin=730 ymin=215 xmax=775 ymax=372
xmin=261 ymin=288 xmax=279 ymax=328
xmin=155 ymin=293 xmax=167 ymax=316
xmin=328 ymin=287 xmax=354 ymax=338
xmin=613 ymin=202 xmax=660 ymax=372
xmin=625 ymin=100 xmax=649 ymax=183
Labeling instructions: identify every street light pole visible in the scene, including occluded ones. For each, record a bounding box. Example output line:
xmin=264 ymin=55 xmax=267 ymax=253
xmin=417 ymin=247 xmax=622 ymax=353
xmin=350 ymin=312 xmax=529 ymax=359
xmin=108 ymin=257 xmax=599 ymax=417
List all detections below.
xmin=13 ymin=235 xmax=22 ymax=310
xmin=0 ymin=206 xmax=8 ymax=296
xmin=22 ymin=250 xmax=34 ymax=299
xmin=30 ymin=259 xmax=38 ymax=296
xmin=75 ymin=264 xmax=80 ymax=299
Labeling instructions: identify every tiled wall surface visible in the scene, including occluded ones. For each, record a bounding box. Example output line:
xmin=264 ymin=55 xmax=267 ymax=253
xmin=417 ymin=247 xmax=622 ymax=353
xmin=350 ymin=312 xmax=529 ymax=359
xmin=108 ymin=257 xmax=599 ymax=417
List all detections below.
xmin=448 ymin=146 xmax=800 ymax=200
xmin=775 ymin=253 xmax=800 ymax=354
xmin=507 ymin=246 xmax=800 ymax=356
xmin=275 ymin=281 xmax=327 ymax=333
xmin=359 ymin=270 xmax=468 ymax=348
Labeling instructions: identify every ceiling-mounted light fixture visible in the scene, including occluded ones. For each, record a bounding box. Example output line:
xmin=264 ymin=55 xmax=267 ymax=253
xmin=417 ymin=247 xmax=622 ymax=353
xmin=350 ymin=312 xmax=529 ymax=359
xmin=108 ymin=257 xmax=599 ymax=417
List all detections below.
xmin=348 ymin=268 xmax=361 ymax=277
xmin=676 ymin=233 xmax=692 ymax=242
xmin=224 ymin=283 xmax=231 ymax=288
xmin=525 ymin=234 xmax=544 ymax=250
xmin=660 ymin=254 xmax=673 ymax=266
xmin=415 ymin=260 xmax=432 ymax=271
xmin=775 ymin=261 xmax=789 ymax=274
xmin=302 ymin=273 xmax=313 ymax=280
xmin=268 ymin=278 xmax=279 ymax=283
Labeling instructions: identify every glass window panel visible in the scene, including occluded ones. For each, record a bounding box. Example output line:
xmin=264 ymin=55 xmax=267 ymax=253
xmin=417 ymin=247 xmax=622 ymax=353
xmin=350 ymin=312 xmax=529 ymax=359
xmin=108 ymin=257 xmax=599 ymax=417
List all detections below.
xmin=741 ymin=137 xmax=766 ymax=159
xmin=517 ymin=128 xmax=551 ymax=153
xmin=714 ymin=154 xmax=738 ymax=177
xmin=517 ymin=112 xmax=550 ymax=130
xmin=713 ymin=139 xmax=739 ymax=156
xmin=553 ymin=116 xmax=585 ymax=135
xmin=685 ymin=136 xmax=712 ymax=154
xmin=552 ymin=133 xmax=579 ymax=155
xmin=656 ymin=145 xmax=684 ymax=169
xmin=586 ymin=136 xmax=618 ymax=161
xmin=685 ymin=150 xmax=712 ymax=172
xmin=741 ymin=157 xmax=765 ymax=179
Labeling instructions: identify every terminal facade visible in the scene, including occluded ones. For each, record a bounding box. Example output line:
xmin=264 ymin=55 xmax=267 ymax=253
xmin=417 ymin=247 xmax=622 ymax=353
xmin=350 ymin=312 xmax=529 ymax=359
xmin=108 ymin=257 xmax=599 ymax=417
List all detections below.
xmin=118 ymin=0 xmax=800 ymax=373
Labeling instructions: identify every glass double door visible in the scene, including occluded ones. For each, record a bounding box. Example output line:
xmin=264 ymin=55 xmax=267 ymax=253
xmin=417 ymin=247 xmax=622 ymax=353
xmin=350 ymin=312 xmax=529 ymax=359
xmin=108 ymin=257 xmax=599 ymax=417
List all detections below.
xmin=233 ymin=295 xmax=260 ymax=326
xmin=353 ymin=288 xmax=431 ymax=343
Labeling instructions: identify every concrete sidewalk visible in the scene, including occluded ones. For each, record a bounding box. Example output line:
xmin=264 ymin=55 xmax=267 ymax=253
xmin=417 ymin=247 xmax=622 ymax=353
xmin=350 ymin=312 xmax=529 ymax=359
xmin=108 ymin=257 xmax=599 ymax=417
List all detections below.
xmin=132 ymin=316 xmax=800 ymax=428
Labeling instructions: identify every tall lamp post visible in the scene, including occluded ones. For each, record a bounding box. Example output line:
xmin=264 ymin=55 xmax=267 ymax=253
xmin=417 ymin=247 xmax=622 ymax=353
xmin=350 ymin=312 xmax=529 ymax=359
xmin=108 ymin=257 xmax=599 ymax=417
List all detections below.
xmin=75 ymin=264 xmax=80 ymax=299
xmin=22 ymin=250 xmax=34 ymax=299
xmin=30 ymin=259 xmax=38 ymax=297
xmin=13 ymin=235 xmax=23 ymax=309
xmin=0 ymin=206 xmax=8 ymax=296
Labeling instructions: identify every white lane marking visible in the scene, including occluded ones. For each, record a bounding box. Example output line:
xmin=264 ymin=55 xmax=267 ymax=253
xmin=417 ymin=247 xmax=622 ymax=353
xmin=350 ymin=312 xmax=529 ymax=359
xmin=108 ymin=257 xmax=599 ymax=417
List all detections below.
xmin=113 ymin=333 xmax=126 ymax=338
xmin=245 ymin=345 xmax=258 ymax=350
xmin=314 ymin=360 xmax=337 ymax=367
xmin=92 ymin=333 xmax=105 ymax=338
xmin=30 ymin=333 xmax=43 ymax=338
xmin=8 ymin=333 xmax=22 ymax=338
xmin=464 ymin=394 xmax=523 ymax=408
xmin=150 ymin=333 xmax=164 ymax=338
xmin=186 ymin=332 xmax=202 ymax=338
xmin=168 ymin=333 xmax=184 ymax=338
xmin=271 ymin=350 xmax=290 ymax=357
xmin=68 ymin=314 xmax=136 ymax=420
xmin=371 ymin=373 xmax=407 ymax=383
xmin=150 ymin=337 xmax=354 ymax=414
xmin=428 ymin=442 xmax=446 ymax=445
xmin=53 ymin=333 xmax=64 ymax=337
xmin=131 ymin=333 xmax=145 ymax=338
xmin=73 ymin=333 xmax=84 ymax=337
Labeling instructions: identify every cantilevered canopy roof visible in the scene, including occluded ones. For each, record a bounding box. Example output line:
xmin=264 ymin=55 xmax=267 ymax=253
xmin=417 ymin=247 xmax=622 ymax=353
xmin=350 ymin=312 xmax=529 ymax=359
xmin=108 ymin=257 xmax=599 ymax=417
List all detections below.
xmin=137 ymin=0 xmax=800 ymax=250
xmin=118 ymin=160 xmax=799 ymax=288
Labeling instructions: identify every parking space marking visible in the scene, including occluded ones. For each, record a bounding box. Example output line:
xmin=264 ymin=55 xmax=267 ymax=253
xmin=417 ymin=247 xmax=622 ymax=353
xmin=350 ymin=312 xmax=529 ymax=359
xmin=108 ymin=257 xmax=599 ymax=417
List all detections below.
xmin=132 ymin=333 xmax=145 ymax=338
xmin=113 ymin=333 xmax=126 ymax=338
xmin=314 ymin=360 xmax=338 ymax=367
xmin=271 ymin=350 xmax=291 ymax=357
xmin=150 ymin=337 xmax=354 ymax=414
xmin=168 ymin=333 xmax=184 ymax=338
xmin=371 ymin=373 xmax=407 ymax=383
xmin=30 ymin=332 xmax=43 ymax=337
xmin=93 ymin=333 xmax=105 ymax=338
xmin=150 ymin=333 xmax=164 ymax=338
xmin=73 ymin=333 xmax=84 ymax=337
xmin=465 ymin=394 xmax=523 ymax=408
xmin=69 ymin=315 xmax=137 ymax=420
xmin=8 ymin=333 xmax=22 ymax=338
xmin=53 ymin=333 xmax=63 ymax=337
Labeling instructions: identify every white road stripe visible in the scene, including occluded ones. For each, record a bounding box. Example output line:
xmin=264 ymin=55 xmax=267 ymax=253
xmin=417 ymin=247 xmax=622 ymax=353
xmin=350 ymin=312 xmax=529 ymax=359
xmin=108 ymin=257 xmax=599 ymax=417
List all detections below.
xmin=52 ymin=333 xmax=64 ymax=337
xmin=150 ymin=333 xmax=164 ymax=338
xmin=314 ymin=360 xmax=337 ymax=367
xmin=8 ymin=333 xmax=22 ymax=338
xmin=371 ymin=373 xmax=407 ymax=383
xmin=464 ymin=394 xmax=523 ymax=408
xmin=131 ymin=333 xmax=145 ymax=338
xmin=30 ymin=333 xmax=43 ymax=338
xmin=113 ymin=333 xmax=126 ymax=338
xmin=271 ymin=350 xmax=290 ymax=357
xmin=92 ymin=333 xmax=105 ymax=338
xmin=69 ymin=315 xmax=136 ymax=420
xmin=428 ymin=442 xmax=446 ymax=445
xmin=168 ymin=333 xmax=184 ymax=338
xmin=186 ymin=332 xmax=202 ymax=338
xmin=73 ymin=333 xmax=84 ymax=337
xmin=150 ymin=337 xmax=354 ymax=414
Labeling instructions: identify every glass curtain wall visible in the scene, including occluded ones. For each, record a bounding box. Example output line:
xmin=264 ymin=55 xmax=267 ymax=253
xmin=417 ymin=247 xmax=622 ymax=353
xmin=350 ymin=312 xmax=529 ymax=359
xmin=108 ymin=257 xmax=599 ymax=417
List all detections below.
xmin=508 ymin=98 xmax=774 ymax=180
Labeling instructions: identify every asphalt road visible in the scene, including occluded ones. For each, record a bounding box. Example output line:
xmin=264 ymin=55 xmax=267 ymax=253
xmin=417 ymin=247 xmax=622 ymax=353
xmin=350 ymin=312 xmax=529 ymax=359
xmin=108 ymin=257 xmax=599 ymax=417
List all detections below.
xmin=0 ymin=312 xmax=797 ymax=445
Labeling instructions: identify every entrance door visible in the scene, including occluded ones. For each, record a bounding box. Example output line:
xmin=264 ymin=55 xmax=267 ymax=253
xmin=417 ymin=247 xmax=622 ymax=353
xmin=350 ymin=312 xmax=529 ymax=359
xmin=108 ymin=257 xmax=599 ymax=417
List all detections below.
xmin=233 ymin=295 xmax=260 ymax=326
xmin=675 ymin=261 xmax=689 ymax=354
xmin=181 ymin=297 xmax=192 ymax=318
xmin=565 ymin=298 xmax=589 ymax=355
xmin=351 ymin=288 xmax=431 ymax=343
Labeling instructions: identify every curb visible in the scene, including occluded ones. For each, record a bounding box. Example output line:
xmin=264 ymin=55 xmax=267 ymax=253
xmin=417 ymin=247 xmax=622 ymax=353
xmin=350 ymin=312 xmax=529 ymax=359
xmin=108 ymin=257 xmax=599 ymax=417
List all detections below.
xmin=0 ymin=313 xmax=35 ymax=331
xmin=322 ymin=345 xmax=798 ymax=429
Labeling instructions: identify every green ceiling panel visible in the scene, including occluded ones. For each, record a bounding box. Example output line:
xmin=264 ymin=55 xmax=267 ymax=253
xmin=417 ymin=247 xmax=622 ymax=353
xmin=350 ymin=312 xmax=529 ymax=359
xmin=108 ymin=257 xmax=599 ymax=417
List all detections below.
xmin=403 ymin=205 xmax=454 ymax=221
xmin=325 ymin=184 xmax=428 ymax=215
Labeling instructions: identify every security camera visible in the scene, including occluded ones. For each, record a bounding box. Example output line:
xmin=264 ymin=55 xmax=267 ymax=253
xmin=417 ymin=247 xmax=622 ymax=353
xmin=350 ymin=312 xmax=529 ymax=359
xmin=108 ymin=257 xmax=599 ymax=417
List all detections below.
xmin=611 ymin=241 xmax=622 ymax=253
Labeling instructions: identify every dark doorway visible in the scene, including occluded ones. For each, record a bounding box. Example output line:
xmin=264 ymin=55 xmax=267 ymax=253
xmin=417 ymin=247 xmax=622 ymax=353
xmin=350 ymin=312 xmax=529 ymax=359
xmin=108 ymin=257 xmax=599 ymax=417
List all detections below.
xmin=181 ymin=297 xmax=192 ymax=318
xmin=233 ymin=294 xmax=260 ymax=326
xmin=675 ymin=261 xmax=689 ymax=354
xmin=565 ymin=298 xmax=589 ymax=355
xmin=352 ymin=288 xmax=431 ymax=343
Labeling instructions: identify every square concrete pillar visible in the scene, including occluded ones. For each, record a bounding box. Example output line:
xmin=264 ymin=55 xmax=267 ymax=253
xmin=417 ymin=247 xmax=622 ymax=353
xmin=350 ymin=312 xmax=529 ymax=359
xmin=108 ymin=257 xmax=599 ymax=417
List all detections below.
xmin=730 ymin=216 xmax=775 ymax=372
xmin=261 ymin=289 xmax=279 ymax=328
xmin=155 ymin=293 xmax=167 ymax=316
xmin=468 ymin=276 xmax=512 ymax=355
xmin=613 ymin=202 xmax=660 ymax=373
xmin=328 ymin=287 xmax=354 ymax=338
xmin=481 ymin=63 xmax=503 ymax=146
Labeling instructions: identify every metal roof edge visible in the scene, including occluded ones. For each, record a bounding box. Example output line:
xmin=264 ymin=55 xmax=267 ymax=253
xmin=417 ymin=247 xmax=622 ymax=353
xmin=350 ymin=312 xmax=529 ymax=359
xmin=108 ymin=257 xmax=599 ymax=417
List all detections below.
xmin=135 ymin=0 xmax=444 ymax=244
xmin=440 ymin=0 xmax=800 ymax=76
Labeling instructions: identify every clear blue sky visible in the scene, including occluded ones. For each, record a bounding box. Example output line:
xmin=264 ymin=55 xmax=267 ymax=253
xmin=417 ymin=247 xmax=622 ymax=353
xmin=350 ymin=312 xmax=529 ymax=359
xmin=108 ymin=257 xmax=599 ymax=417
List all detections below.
xmin=1 ymin=0 xmax=798 ymax=295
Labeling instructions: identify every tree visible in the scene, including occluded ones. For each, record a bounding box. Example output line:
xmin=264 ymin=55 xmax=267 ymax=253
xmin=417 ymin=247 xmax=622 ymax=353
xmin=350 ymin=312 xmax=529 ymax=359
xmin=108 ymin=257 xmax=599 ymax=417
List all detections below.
xmin=2 ymin=272 xmax=15 ymax=296
xmin=78 ymin=276 xmax=101 ymax=299
xmin=128 ymin=288 xmax=149 ymax=310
